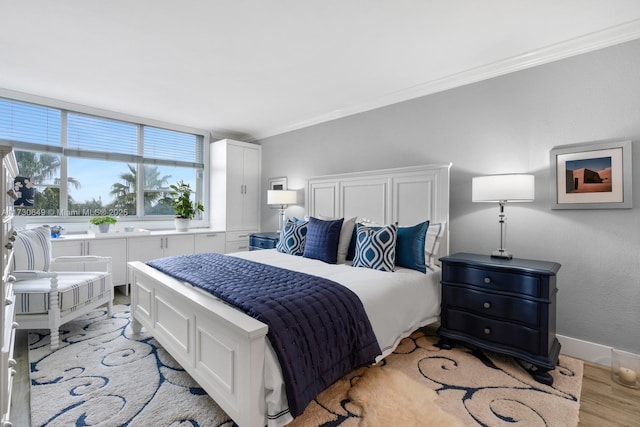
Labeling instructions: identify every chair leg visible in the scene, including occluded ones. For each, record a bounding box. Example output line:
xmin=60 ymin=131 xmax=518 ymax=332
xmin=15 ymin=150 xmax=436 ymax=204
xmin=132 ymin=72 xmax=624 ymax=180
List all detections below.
xmin=48 ymin=275 xmax=60 ymax=350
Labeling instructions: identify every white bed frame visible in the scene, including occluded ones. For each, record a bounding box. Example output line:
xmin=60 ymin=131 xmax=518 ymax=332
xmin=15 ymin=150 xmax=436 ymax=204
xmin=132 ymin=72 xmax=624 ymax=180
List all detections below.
xmin=128 ymin=163 xmax=451 ymax=427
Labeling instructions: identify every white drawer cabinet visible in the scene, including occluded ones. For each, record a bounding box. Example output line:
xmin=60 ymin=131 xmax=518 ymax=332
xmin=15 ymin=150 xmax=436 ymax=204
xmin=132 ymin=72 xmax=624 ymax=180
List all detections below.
xmin=194 ymin=232 xmax=225 ymax=254
xmin=127 ymin=234 xmax=195 ymax=263
xmin=225 ymin=230 xmax=255 ymax=253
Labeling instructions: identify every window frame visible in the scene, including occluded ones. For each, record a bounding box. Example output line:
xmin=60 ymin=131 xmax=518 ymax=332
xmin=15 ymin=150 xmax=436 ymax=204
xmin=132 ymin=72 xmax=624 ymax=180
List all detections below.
xmin=0 ymin=92 xmax=210 ymax=229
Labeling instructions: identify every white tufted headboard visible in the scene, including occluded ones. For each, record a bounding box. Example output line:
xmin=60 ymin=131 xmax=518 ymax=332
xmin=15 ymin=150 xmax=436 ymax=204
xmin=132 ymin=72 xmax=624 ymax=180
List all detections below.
xmin=306 ymin=163 xmax=452 ymax=263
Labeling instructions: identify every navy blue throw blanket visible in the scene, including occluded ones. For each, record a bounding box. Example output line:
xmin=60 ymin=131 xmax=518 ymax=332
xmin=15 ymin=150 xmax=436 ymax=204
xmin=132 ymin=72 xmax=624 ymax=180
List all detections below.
xmin=147 ymin=253 xmax=381 ymax=417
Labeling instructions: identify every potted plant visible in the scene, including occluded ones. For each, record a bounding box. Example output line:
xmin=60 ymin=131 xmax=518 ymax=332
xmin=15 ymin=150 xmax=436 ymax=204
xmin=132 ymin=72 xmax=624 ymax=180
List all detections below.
xmin=170 ymin=180 xmax=204 ymax=232
xmin=89 ymin=215 xmax=117 ymax=233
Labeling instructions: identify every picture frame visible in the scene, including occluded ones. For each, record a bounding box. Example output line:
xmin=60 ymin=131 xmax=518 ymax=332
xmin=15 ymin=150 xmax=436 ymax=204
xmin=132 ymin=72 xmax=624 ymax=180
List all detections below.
xmin=550 ymin=140 xmax=632 ymax=209
xmin=268 ymin=177 xmax=287 ymax=209
xmin=268 ymin=176 xmax=287 ymax=191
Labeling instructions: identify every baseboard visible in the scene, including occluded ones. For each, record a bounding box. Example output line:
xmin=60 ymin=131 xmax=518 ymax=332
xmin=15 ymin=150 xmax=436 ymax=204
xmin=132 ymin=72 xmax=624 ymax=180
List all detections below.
xmin=558 ymin=334 xmax=640 ymax=367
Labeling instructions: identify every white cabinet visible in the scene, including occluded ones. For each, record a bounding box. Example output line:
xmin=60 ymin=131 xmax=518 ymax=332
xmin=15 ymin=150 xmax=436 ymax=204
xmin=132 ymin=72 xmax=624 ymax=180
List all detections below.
xmin=51 ymin=237 xmax=127 ymax=286
xmin=1 ymin=146 xmax=18 ymax=427
xmin=127 ymin=234 xmax=195 ymax=263
xmin=210 ymin=139 xmax=261 ymax=252
xmin=194 ymin=232 xmax=225 ymax=254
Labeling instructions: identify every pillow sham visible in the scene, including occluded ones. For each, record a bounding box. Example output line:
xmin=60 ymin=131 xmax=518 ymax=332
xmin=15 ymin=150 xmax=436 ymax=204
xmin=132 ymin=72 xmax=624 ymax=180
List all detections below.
xmin=337 ymin=217 xmax=357 ymax=263
xmin=353 ymin=223 xmax=397 ymax=272
xmin=276 ymin=219 xmax=308 ymax=256
xmin=396 ymin=220 xmax=430 ymax=273
xmin=303 ymin=217 xmax=344 ymax=264
xmin=425 ymin=221 xmax=446 ymax=266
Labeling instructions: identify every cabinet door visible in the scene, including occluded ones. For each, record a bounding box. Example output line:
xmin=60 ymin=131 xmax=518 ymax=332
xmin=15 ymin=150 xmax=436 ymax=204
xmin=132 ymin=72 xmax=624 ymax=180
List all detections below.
xmin=163 ymin=234 xmax=195 ymax=257
xmin=226 ymin=144 xmax=246 ymax=231
xmin=194 ymin=233 xmax=225 ymax=254
xmin=51 ymin=239 xmax=85 ymax=272
xmin=87 ymin=238 xmax=127 ymax=286
xmin=127 ymin=236 xmax=164 ymax=263
xmin=242 ymin=146 xmax=260 ymax=230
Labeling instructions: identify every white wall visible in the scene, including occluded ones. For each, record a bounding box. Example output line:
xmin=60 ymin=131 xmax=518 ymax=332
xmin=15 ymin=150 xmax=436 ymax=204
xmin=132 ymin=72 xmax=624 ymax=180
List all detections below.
xmin=258 ymin=39 xmax=640 ymax=355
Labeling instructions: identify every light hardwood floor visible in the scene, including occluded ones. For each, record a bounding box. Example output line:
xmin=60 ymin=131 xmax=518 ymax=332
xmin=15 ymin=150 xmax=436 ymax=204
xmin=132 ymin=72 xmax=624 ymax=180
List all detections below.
xmin=9 ymin=292 xmax=640 ymax=426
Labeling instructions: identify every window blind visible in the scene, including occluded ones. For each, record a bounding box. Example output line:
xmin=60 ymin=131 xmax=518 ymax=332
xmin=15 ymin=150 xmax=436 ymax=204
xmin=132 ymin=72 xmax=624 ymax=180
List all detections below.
xmin=143 ymin=126 xmax=204 ymax=168
xmin=0 ymin=98 xmax=62 ymax=150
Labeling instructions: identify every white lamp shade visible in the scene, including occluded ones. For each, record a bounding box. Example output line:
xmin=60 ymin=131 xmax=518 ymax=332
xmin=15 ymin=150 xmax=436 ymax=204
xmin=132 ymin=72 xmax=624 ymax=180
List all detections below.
xmin=472 ymin=174 xmax=535 ymax=202
xmin=267 ymin=190 xmax=297 ymax=205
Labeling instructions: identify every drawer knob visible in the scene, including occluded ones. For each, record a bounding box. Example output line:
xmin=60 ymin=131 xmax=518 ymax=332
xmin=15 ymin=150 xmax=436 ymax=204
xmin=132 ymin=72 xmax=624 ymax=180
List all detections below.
xmin=483 ymin=277 xmax=491 ymax=284
xmin=483 ymin=302 xmax=491 ymax=309
xmin=4 ymin=298 xmax=11 ymax=306
xmin=483 ymin=327 xmax=491 ymax=335
xmin=8 ymin=235 xmax=15 ymax=242
xmin=8 ymin=359 xmax=16 ymax=368
xmin=4 ymin=242 xmax=12 ymax=250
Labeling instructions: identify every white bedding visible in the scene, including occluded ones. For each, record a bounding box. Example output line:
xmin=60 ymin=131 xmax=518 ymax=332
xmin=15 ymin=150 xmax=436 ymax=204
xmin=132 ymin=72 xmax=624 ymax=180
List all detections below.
xmin=229 ymin=249 xmax=442 ymax=426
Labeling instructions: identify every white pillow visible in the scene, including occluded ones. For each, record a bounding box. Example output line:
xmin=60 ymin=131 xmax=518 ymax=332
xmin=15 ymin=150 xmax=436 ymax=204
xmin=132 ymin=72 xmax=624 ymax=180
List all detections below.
xmin=337 ymin=217 xmax=356 ymax=263
xmin=425 ymin=221 xmax=446 ymax=266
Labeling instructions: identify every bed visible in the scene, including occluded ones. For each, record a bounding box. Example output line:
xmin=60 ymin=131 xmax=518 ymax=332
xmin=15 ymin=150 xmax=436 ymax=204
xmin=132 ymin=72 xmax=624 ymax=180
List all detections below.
xmin=127 ymin=163 xmax=451 ymax=427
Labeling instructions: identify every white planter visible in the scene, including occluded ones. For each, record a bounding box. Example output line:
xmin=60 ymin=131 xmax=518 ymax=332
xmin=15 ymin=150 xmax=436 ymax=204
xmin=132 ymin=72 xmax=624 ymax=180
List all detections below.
xmin=174 ymin=218 xmax=190 ymax=232
xmin=98 ymin=223 xmax=110 ymax=233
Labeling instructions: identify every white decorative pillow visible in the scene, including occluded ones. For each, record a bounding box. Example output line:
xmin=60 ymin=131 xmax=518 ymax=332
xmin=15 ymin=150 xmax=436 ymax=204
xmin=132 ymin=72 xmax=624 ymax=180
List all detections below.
xmin=337 ymin=216 xmax=356 ymax=264
xmin=425 ymin=221 xmax=446 ymax=266
xmin=353 ymin=223 xmax=397 ymax=272
xmin=13 ymin=226 xmax=52 ymax=271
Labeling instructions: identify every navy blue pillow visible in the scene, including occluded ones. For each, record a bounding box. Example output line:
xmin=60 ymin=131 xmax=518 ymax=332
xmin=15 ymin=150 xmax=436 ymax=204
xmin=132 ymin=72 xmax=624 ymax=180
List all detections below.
xmin=396 ymin=221 xmax=430 ymax=273
xmin=303 ymin=217 xmax=344 ymax=264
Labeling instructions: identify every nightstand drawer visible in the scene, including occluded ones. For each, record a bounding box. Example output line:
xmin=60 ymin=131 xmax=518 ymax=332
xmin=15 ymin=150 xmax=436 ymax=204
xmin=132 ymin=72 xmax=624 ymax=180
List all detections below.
xmin=446 ymin=309 xmax=541 ymax=355
xmin=249 ymin=232 xmax=280 ymax=251
xmin=444 ymin=265 xmax=541 ymax=297
xmin=443 ymin=285 xmax=540 ymax=327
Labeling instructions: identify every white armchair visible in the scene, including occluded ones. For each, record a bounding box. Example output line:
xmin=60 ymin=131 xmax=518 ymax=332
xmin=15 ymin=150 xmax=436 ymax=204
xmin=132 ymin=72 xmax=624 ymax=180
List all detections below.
xmin=11 ymin=226 xmax=113 ymax=350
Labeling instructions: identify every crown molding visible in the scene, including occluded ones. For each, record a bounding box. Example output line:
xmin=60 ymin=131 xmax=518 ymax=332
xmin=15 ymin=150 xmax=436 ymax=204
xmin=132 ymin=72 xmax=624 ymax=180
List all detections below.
xmin=251 ymin=19 xmax=640 ymax=142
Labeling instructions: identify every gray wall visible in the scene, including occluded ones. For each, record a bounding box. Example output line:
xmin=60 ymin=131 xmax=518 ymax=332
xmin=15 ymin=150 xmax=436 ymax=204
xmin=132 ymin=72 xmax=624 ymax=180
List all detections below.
xmin=258 ymin=39 xmax=640 ymax=354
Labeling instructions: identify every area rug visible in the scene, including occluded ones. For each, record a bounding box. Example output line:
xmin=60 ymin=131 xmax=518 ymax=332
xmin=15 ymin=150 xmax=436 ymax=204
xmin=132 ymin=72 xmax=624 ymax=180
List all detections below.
xmin=29 ymin=305 xmax=583 ymax=426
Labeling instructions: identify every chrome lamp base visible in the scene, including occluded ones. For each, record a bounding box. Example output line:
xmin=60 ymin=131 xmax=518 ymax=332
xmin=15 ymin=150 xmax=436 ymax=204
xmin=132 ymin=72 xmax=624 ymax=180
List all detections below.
xmin=491 ymin=249 xmax=513 ymax=259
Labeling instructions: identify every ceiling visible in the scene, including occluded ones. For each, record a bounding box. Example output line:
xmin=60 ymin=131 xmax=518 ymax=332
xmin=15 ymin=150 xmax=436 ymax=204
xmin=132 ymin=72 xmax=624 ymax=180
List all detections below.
xmin=2 ymin=1 xmax=640 ymax=141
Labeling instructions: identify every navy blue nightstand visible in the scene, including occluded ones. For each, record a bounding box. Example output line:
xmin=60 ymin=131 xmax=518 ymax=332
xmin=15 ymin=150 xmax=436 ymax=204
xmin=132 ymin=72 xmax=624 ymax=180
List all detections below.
xmin=437 ymin=252 xmax=561 ymax=385
xmin=249 ymin=232 xmax=280 ymax=251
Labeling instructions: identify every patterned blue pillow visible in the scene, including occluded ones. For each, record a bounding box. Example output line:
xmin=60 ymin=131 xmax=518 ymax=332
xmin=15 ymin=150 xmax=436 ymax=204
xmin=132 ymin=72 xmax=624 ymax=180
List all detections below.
xmin=396 ymin=220 xmax=430 ymax=273
xmin=276 ymin=220 xmax=308 ymax=256
xmin=303 ymin=217 xmax=344 ymax=264
xmin=353 ymin=223 xmax=397 ymax=272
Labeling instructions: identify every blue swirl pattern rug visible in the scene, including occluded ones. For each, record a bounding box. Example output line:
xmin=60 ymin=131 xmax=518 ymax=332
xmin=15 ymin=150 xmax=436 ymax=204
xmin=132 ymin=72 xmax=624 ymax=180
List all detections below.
xmin=29 ymin=305 xmax=234 ymax=427
xmin=29 ymin=305 xmax=583 ymax=426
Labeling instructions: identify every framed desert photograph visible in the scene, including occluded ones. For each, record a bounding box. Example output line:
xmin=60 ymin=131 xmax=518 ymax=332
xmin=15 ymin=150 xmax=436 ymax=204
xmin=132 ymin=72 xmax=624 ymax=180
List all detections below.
xmin=550 ymin=140 xmax=632 ymax=209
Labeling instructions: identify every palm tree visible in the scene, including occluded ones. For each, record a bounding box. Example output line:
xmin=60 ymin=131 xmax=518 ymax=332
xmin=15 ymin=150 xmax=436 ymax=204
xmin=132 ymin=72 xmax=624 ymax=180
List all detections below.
xmin=110 ymin=164 xmax=172 ymax=214
xmin=15 ymin=151 xmax=81 ymax=211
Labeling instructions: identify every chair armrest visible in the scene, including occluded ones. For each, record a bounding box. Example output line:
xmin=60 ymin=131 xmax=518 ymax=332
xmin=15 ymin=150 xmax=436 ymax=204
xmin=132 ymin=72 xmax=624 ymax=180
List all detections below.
xmin=52 ymin=255 xmax=112 ymax=263
xmin=51 ymin=255 xmax=112 ymax=273
xmin=12 ymin=270 xmax=57 ymax=281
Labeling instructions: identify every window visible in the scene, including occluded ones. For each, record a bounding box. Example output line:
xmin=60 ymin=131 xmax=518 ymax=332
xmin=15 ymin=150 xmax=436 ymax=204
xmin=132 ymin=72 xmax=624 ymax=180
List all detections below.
xmin=0 ymin=98 xmax=205 ymax=221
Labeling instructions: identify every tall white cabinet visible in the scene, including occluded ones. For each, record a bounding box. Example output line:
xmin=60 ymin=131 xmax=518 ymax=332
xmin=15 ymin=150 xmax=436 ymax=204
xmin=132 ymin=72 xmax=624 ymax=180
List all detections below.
xmin=1 ymin=146 xmax=18 ymax=426
xmin=210 ymin=139 xmax=261 ymax=252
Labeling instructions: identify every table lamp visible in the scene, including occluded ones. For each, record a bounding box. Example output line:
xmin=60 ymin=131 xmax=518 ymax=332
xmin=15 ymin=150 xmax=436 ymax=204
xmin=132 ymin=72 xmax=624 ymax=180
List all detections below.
xmin=472 ymin=174 xmax=535 ymax=259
